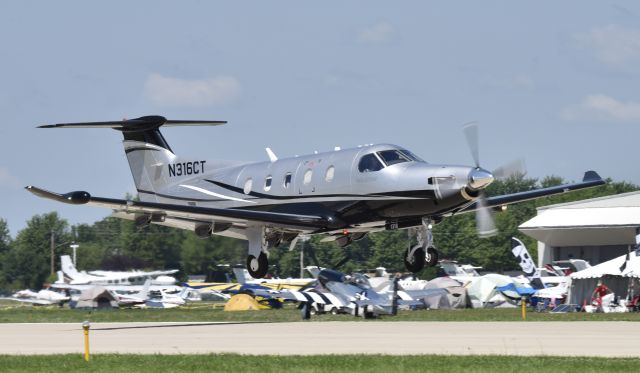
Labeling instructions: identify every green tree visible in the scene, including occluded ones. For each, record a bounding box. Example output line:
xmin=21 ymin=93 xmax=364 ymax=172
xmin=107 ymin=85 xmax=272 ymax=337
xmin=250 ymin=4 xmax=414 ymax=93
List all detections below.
xmin=5 ymin=213 xmax=70 ymax=289
xmin=0 ymin=219 xmax=12 ymax=288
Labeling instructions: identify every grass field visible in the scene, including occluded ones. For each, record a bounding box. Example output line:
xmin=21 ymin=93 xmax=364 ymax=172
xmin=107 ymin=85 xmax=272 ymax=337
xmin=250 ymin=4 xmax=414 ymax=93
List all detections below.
xmin=2 ymin=301 xmax=640 ymax=323
xmin=0 ymin=354 xmax=638 ymax=372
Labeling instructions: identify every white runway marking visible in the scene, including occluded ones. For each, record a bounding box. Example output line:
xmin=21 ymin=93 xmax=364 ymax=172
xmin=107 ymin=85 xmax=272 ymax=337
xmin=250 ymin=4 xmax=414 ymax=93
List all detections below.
xmin=0 ymin=321 xmax=638 ymax=356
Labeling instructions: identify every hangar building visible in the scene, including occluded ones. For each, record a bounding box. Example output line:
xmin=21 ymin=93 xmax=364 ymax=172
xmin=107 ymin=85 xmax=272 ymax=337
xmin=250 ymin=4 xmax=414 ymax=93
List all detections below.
xmin=518 ymin=191 xmax=640 ymax=267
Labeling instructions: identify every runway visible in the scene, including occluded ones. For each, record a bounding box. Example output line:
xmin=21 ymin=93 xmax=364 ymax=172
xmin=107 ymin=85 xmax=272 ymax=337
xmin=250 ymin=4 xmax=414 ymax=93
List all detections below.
xmin=1 ymin=321 xmax=638 ymax=356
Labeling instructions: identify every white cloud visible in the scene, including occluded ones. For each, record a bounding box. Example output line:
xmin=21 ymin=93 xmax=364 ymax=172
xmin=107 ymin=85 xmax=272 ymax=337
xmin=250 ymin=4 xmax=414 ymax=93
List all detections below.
xmin=561 ymin=94 xmax=640 ymax=122
xmin=357 ymin=21 xmax=396 ymax=45
xmin=144 ymin=74 xmax=242 ymax=108
xmin=574 ymin=25 xmax=640 ymax=67
xmin=0 ymin=167 xmax=21 ymax=189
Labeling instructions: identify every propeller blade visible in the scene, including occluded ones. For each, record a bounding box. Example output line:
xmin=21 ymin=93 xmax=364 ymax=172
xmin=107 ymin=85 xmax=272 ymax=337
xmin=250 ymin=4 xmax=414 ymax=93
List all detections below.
xmin=462 ymin=121 xmax=480 ymax=168
xmin=493 ymin=158 xmax=527 ymax=179
xmin=476 ymin=194 xmax=497 ymax=237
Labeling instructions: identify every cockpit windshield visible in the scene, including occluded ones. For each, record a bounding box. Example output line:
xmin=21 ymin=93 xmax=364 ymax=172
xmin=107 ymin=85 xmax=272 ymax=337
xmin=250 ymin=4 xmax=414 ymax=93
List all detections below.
xmin=376 ymin=149 xmax=424 ymax=166
xmin=346 ymin=273 xmax=371 ymax=289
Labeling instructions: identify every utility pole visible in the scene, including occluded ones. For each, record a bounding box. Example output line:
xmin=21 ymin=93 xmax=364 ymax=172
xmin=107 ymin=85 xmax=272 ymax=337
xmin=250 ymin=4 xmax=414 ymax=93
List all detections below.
xmin=300 ymin=240 xmax=304 ymax=279
xmin=50 ymin=230 xmax=55 ymax=276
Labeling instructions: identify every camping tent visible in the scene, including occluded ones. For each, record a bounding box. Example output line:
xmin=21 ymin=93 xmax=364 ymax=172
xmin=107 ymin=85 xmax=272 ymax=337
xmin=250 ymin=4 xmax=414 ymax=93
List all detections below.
xmin=71 ymin=286 xmax=118 ymax=309
xmin=466 ymin=274 xmax=522 ymax=308
xmin=569 ymin=250 xmax=640 ymax=305
xmin=424 ymin=277 xmax=469 ymax=309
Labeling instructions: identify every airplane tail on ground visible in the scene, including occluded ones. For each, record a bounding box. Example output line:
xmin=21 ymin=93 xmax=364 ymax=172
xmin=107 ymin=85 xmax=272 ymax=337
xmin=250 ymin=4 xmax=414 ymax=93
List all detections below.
xmin=39 ymin=116 xmax=226 ymax=202
xmin=60 ymin=255 xmax=82 ymax=280
xmin=233 ymin=267 xmax=252 ymax=284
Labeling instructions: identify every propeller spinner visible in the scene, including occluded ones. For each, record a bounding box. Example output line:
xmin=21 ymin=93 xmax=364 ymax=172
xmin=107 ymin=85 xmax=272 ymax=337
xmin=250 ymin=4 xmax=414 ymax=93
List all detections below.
xmin=462 ymin=122 xmax=526 ymax=237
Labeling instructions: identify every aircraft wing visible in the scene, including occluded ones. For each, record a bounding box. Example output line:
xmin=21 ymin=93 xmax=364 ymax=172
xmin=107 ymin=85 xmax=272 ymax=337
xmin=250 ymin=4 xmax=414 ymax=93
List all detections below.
xmin=251 ymin=288 xmax=349 ymax=307
xmin=0 ymin=297 xmax=59 ymax=305
xmin=50 ymin=283 xmax=182 ymax=292
xmin=25 ymin=186 xmax=335 ymax=230
xmin=459 ymin=171 xmax=605 ymax=213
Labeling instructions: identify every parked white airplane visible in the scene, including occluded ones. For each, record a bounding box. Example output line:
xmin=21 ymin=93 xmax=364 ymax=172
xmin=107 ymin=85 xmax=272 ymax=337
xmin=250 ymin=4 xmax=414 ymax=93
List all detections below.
xmin=1 ymin=289 xmax=69 ymax=305
xmin=112 ymin=280 xmax=191 ymax=308
xmin=232 ymin=266 xmax=314 ymax=288
xmin=57 ymin=255 xmax=178 ymax=286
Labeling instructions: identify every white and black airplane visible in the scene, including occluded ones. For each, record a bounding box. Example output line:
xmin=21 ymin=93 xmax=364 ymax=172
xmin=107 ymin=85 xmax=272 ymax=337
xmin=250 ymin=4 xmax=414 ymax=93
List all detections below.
xmin=27 ymin=115 xmax=605 ymax=278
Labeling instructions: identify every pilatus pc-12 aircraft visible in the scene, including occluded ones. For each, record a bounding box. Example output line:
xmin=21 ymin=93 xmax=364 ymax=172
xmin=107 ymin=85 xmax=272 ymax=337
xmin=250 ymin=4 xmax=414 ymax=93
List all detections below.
xmin=27 ymin=115 xmax=605 ymax=278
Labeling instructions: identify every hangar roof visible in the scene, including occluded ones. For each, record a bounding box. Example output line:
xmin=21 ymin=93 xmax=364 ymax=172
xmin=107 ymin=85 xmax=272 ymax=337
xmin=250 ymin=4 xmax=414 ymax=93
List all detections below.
xmin=519 ymin=191 xmax=640 ymax=246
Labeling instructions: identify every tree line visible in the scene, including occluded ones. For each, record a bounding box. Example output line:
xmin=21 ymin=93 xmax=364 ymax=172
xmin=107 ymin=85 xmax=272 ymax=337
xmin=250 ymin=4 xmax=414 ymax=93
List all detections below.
xmin=0 ymin=175 xmax=636 ymax=290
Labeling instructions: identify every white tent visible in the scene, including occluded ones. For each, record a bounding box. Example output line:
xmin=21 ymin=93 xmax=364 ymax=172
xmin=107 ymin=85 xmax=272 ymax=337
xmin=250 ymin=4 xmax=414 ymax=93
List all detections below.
xmin=466 ymin=274 xmax=519 ymax=308
xmin=568 ymin=251 xmax=640 ymax=305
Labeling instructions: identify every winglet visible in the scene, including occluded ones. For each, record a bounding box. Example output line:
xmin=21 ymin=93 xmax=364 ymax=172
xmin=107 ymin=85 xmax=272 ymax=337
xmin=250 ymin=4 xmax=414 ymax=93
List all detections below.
xmin=583 ymin=170 xmax=602 ymax=182
xmin=25 ymin=186 xmax=91 ymax=205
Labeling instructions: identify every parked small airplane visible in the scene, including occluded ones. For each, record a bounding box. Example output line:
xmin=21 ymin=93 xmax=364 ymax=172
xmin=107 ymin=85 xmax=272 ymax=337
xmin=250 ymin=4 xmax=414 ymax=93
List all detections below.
xmin=1 ymin=289 xmax=69 ymax=306
xmin=232 ymin=266 xmax=314 ymax=290
xmin=27 ymin=115 xmax=605 ymax=278
xmin=57 ymin=255 xmax=177 ymax=286
xmin=112 ymin=280 xmax=191 ymax=308
xmin=253 ymin=268 xmax=447 ymax=318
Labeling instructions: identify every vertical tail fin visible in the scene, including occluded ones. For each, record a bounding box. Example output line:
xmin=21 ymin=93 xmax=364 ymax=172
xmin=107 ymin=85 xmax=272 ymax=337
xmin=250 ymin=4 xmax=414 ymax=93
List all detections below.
xmin=60 ymin=255 xmax=81 ymax=279
xmin=233 ymin=266 xmax=252 ymax=284
xmin=38 ymin=116 xmax=226 ymax=202
xmin=139 ymin=279 xmax=152 ymax=299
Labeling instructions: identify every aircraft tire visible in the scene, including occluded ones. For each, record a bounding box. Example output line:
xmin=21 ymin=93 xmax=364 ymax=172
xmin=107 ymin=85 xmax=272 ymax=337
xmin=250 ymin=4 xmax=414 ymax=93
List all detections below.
xmin=425 ymin=246 xmax=439 ymax=267
xmin=404 ymin=245 xmax=425 ymax=273
xmin=247 ymin=252 xmax=269 ymax=278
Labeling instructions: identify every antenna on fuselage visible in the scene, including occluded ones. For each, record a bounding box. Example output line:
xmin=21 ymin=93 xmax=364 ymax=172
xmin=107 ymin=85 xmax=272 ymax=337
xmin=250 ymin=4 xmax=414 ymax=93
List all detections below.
xmin=265 ymin=148 xmax=278 ymax=162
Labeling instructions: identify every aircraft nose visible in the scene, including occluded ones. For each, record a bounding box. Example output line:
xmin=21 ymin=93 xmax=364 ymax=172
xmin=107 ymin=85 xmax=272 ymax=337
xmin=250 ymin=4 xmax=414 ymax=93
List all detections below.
xmin=468 ymin=168 xmax=494 ymax=190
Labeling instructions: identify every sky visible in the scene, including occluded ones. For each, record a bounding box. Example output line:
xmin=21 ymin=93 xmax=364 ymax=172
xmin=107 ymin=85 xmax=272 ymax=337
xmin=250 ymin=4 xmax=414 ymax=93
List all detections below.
xmin=1 ymin=1 xmax=639 ymax=236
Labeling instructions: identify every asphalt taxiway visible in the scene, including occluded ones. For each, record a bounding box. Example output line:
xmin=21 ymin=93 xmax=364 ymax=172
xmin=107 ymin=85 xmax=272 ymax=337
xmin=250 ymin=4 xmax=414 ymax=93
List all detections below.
xmin=1 ymin=321 xmax=638 ymax=356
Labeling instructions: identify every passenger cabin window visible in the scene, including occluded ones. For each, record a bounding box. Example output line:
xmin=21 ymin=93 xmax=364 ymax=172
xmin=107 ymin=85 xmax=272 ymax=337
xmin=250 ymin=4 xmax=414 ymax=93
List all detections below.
xmin=264 ymin=175 xmax=272 ymax=191
xmin=358 ymin=153 xmax=384 ymax=172
xmin=303 ymin=169 xmax=313 ymax=185
xmin=243 ymin=178 xmax=253 ymax=194
xmin=283 ymin=172 xmax=292 ymax=188
xmin=377 ymin=149 xmax=413 ymax=166
xmin=325 ymin=166 xmax=335 ymax=182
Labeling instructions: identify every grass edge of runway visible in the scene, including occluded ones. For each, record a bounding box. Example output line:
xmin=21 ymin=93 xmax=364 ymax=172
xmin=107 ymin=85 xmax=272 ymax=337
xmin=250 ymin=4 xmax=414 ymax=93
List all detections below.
xmin=2 ymin=305 xmax=640 ymax=323
xmin=0 ymin=354 xmax=638 ymax=372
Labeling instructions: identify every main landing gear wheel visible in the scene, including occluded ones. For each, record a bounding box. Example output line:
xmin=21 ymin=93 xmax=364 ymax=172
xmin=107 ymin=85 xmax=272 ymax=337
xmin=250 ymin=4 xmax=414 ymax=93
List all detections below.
xmin=404 ymin=245 xmax=425 ymax=273
xmin=425 ymin=246 xmax=438 ymax=267
xmin=247 ymin=252 xmax=268 ymax=278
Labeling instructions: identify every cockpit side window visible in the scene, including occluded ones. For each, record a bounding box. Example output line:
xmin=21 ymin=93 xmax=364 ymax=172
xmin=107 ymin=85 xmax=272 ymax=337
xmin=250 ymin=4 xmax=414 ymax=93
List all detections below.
xmin=377 ymin=149 xmax=413 ymax=166
xmin=358 ymin=153 xmax=384 ymax=172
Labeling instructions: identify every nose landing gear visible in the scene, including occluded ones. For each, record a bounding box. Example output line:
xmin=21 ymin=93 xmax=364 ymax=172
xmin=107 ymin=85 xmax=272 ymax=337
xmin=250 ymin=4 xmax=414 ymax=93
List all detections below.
xmin=403 ymin=219 xmax=439 ymax=273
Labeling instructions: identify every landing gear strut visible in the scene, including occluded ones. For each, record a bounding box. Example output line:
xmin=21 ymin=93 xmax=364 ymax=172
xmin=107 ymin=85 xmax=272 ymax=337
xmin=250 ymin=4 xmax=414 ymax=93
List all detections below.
xmin=404 ymin=219 xmax=439 ymax=273
xmin=246 ymin=226 xmax=275 ymax=278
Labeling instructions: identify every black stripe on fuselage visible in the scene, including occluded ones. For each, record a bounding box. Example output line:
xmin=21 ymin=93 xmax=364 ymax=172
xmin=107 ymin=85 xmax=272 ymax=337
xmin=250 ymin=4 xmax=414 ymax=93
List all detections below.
xmin=205 ymin=179 xmax=436 ymax=201
xmin=125 ymin=147 xmax=161 ymax=154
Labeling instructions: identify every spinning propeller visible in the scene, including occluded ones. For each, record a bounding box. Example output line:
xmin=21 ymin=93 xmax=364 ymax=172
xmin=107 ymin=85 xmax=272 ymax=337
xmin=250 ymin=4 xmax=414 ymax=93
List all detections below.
xmin=462 ymin=122 xmax=526 ymax=237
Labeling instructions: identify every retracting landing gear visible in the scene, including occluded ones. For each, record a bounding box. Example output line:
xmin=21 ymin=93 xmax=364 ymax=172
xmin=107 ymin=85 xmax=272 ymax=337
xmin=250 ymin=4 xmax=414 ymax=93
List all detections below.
xmin=404 ymin=218 xmax=439 ymax=273
xmin=246 ymin=226 xmax=276 ymax=278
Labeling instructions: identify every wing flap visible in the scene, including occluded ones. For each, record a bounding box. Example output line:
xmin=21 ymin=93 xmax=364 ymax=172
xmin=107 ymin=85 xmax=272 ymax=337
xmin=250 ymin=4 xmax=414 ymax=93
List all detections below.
xmin=26 ymin=186 xmax=333 ymax=229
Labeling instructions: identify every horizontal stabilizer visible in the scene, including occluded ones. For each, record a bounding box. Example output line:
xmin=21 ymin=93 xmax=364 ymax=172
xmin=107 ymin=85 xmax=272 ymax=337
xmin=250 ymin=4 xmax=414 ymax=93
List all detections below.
xmin=39 ymin=115 xmax=226 ymax=132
